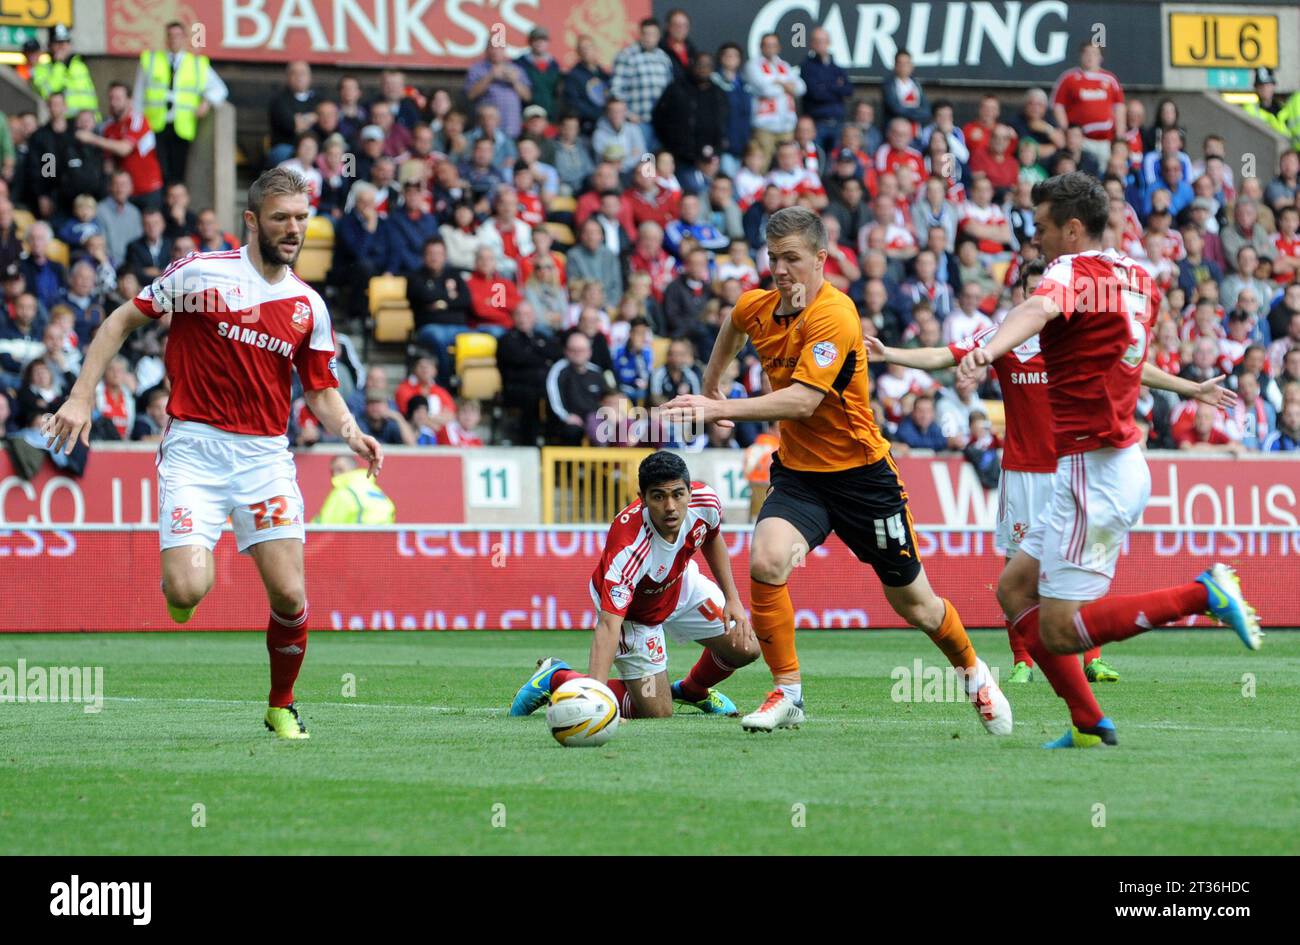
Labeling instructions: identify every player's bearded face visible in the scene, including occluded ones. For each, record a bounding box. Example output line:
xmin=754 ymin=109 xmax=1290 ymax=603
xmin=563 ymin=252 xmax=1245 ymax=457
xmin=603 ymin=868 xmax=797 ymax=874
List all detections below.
xmin=255 ymin=198 xmax=309 ymax=266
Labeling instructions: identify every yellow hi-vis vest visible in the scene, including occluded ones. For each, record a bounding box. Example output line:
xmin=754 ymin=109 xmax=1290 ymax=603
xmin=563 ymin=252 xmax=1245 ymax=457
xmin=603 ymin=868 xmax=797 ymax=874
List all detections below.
xmin=31 ymin=54 xmax=98 ymax=117
xmin=314 ymin=468 xmax=396 ymax=525
xmin=140 ymin=50 xmax=210 ymax=141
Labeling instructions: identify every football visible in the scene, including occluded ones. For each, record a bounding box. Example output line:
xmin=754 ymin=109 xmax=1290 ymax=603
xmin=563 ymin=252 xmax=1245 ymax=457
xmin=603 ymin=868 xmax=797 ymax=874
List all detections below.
xmin=546 ymin=678 xmax=620 ymax=747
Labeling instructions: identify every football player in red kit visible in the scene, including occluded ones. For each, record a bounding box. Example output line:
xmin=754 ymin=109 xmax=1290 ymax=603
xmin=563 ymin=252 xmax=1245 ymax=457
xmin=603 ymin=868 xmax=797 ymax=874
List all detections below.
xmin=510 ymin=451 xmax=759 ymax=719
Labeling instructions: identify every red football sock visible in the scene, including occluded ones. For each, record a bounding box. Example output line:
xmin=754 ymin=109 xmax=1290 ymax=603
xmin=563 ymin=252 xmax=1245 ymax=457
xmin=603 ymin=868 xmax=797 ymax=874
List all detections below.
xmin=1007 ymin=617 xmax=1033 ymax=667
xmin=552 ymin=670 xmax=642 ymax=719
xmin=1083 ymin=647 xmax=1101 ymax=664
xmin=677 ymin=649 xmax=737 ymax=702
xmin=1074 ymin=583 xmax=1208 ymax=649
xmin=267 ymin=606 xmax=308 ymax=707
xmin=1011 ymin=605 xmax=1103 ymax=729
xmin=604 ymin=679 xmax=639 ymax=719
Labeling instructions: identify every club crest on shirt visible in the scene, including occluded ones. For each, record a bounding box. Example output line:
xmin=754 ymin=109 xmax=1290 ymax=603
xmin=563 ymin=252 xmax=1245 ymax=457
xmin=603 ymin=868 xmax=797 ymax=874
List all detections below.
xmin=290 ymin=300 xmax=312 ymax=334
xmin=812 ymin=341 xmax=837 ymax=368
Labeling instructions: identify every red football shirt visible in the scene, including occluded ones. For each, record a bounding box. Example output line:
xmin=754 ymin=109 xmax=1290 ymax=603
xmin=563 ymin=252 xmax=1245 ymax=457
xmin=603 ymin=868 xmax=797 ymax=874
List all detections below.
xmin=102 ymin=111 xmax=164 ymax=196
xmin=1033 ymin=249 xmax=1158 ymax=456
xmin=590 ymin=483 xmax=722 ymax=626
xmin=133 ymin=247 xmax=338 ymax=436
xmin=1050 ymin=68 xmax=1124 ymax=140
xmin=948 ymin=327 xmax=1056 ymax=472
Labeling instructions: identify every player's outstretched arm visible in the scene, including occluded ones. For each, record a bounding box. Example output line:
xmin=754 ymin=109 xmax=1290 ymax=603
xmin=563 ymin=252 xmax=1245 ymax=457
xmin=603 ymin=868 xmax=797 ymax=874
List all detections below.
xmin=660 ymin=382 xmax=823 ymax=426
xmin=588 ymin=610 xmax=624 ymax=684
xmin=1141 ymin=362 xmax=1239 ymax=409
xmin=957 ymin=295 xmax=1057 ymax=380
xmin=43 ymin=301 xmax=153 ymax=454
xmin=701 ymin=530 xmax=752 ymax=638
xmin=303 ymin=386 xmax=385 ymax=479
xmin=866 ymin=336 xmax=957 ymax=372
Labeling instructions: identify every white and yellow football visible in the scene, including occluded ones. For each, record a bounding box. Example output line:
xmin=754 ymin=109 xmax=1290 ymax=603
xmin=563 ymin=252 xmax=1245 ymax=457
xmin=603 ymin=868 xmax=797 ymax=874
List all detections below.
xmin=546 ymin=678 xmax=620 ymax=747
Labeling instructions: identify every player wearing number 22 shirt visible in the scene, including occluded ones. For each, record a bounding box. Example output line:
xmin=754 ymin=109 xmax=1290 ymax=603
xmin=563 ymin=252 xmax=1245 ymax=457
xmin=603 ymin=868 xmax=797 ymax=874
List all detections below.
xmin=956 ymin=173 xmax=1261 ymax=750
xmin=41 ymin=168 xmax=385 ymax=740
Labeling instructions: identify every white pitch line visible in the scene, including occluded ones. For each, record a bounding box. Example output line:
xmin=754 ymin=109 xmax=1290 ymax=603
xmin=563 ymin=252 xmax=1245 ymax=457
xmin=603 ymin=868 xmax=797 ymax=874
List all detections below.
xmin=101 ymin=695 xmax=505 ymax=715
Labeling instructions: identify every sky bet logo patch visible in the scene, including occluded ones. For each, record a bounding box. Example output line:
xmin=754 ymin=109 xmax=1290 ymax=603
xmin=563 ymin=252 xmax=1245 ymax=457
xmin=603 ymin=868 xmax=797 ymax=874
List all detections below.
xmin=812 ymin=341 xmax=838 ymax=368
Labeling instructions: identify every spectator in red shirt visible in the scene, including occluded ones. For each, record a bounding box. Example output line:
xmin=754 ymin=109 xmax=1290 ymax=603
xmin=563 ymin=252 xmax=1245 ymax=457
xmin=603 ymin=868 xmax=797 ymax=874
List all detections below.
xmin=627 ymin=221 xmax=677 ymax=303
xmin=968 ymin=124 xmax=1019 ymax=198
xmin=394 ymin=355 xmax=456 ymax=421
xmin=466 ymin=245 xmax=520 ymax=336
xmin=963 ymin=94 xmax=1002 ymax=155
xmin=874 ymin=118 xmax=926 ymax=182
xmin=574 ymin=162 xmax=622 ymax=228
xmin=80 ymin=82 xmax=164 ymax=213
xmin=1050 ymin=41 xmax=1125 ymax=171
xmin=1173 ymin=401 xmax=1242 ymax=454
xmin=623 ymin=158 xmax=682 ymax=233
xmin=436 ymin=398 xmax=485 ymax=446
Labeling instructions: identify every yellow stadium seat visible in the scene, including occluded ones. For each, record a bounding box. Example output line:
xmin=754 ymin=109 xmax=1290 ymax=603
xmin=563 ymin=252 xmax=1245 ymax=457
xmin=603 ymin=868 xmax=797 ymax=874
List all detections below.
xmin=981 ymin=399 xmax=1006 ymax=437
xmin=544 ymin=222 xmax=576 ymax=246
xmin=368 ymin=275 xmax=407 ymax=316
xmin=13 ymin=209 xmax=34 ymax=239
xmin=293 ymin=246 xmax=332 ymax=284
xmin=989 ymin=260 xmax=1010 ymax=286
xmin=454 ymin=332 xmax=498 ymax=372
xmin=373 ymin=305 xmax=413 ymax=343
xmin=548 ymin=195 xmax=577 ymax=215
xmin=459 ymin=362 xmax=502 ymax=400
xmin=47 ymin=239 xmax=70 ymax=268
xmin=305 ymin=214 xmax=334 ymax=245
xmin=651 ymin=336 xmax=671 ymax=369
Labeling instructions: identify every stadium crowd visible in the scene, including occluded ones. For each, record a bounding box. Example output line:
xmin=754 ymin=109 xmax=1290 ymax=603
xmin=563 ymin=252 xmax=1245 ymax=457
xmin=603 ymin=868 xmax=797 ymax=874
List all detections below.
xmin=3 ymin=15 xmax=1300 ymax=462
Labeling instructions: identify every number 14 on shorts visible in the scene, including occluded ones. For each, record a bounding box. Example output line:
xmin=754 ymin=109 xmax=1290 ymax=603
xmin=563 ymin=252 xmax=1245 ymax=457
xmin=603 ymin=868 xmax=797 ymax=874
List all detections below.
xmin=874 ymin=513 xmax=906 ymax=552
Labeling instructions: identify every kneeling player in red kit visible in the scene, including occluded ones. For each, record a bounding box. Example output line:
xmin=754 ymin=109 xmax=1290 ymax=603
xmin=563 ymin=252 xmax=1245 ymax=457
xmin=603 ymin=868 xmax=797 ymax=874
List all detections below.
xmin=510 ymin=451 xmax=759 ymax=718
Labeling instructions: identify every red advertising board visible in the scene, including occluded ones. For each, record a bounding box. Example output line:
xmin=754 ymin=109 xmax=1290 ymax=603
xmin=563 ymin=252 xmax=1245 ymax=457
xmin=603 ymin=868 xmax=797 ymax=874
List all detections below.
xmin=3 ymin=448 xmax=1295 ymax=529
xmin=104 ymin=0 xmax=652 ymax=70
xmin=2 ymin=527 xmax=1296 ymax=631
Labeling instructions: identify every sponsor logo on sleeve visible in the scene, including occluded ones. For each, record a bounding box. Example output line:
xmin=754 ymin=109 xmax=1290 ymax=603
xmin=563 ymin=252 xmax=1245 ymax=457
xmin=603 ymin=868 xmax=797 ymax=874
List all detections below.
xmin=812 ymin=341 xmax=838 ymax=368
xmin=609 ymin=583 xmax=633 ymax=610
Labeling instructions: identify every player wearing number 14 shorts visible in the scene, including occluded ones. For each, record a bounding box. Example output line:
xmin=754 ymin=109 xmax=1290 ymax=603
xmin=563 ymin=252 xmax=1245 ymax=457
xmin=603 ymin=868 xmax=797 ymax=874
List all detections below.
xmin=956 ymin=173 xmax=1262 ymax=748
xmin=43 ymin=168 xmax=384 ymax=740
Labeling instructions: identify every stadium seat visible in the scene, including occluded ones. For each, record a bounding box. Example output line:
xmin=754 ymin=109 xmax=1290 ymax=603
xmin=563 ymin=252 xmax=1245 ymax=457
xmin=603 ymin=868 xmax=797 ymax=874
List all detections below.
xmin=373 ymin=304 xmax=414 ymax=343
xmin=547 ymin=195 xmax=577 ymax=215
xmin=293 ymin=246 xmax=332 ymax=284
xmin=544 ymin=222 xmax=576 ymax=247
xmin=651 ymin=337 xmax=671 ymax=368
xmin=367 ymin=275 xmax=407 ymax=316
xmin=981 ymin=398 xmax=1006 ymax=436
xmin=459 ymin=362 xmax=502 ymax=400
xmin=990 ymin=260 xmax=1010 ymax=286
xmin=305 ymin=214 xmax=334 ymax=246
xmin=454 ymin=332 xmax=497 ymax=373
xmin=13 ymin=209 xmax=34 ymax=239
xmin=47 ymin=239 xmax=70 ymax=268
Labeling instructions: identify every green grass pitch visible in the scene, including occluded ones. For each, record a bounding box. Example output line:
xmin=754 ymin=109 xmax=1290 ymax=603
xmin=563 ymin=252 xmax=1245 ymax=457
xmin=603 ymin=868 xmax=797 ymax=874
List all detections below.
xmin=2 ymin=630 xmax=1297 ymax=855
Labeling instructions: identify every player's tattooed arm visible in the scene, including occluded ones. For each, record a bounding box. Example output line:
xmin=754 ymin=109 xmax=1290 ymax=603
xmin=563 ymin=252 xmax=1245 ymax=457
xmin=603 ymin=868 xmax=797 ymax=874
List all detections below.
xmin=588 ymin=610 xmax=623 ymax=684
xmin=303 ymin=387 xmax=385 ymax=478
xmin=1141 ymin=362 xmax=1239 ymax=409
xmin=43 ymin=301 xmax=153 ymax=454
xmin=958 ymin=295 xmax=1055 ymax=379
xmin=865 ymin=336 xmax=956 ymax=372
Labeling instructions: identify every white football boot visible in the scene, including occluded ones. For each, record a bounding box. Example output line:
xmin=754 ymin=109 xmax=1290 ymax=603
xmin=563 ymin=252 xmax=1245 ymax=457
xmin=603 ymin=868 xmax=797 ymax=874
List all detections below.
xmin=967 ymin=658 xmax=1013 ymax=735
xmin=740 ymin=690 xmax=805 ymax=732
